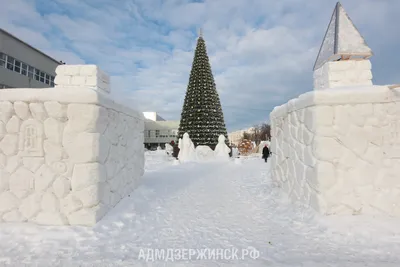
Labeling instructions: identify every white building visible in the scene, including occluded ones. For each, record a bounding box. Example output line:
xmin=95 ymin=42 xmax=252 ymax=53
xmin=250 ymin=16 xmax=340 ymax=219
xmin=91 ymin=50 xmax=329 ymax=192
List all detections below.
xmin=228 ymin=130 xmax=245 ymax=146
xmin=228 ymin=127 xmax=256 ymax=146
xmin=143 ymin=112 xmax=180 ymax=149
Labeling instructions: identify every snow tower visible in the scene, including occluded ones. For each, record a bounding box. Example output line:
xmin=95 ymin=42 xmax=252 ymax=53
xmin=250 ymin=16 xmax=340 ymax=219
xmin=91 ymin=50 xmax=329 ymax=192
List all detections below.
xmin=178 ymin=29 xmax=229 ymax=148
xmin=313 ymin=2 xmax=373 ymax=71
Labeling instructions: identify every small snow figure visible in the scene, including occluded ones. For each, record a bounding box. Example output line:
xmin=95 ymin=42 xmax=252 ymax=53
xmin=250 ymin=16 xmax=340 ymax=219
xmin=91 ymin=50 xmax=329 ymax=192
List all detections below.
xmin=262 ymin=144 xmax=270 ymax=163
xmin=177 ymin=133 xmax=196 ymax=162
xmin=214 ymin=135 xmax=231 ymax=161
xmin=231 ymin=146 xmax=239 ymax=158
xmin=165 ymin=143 xmax=173 ymax=155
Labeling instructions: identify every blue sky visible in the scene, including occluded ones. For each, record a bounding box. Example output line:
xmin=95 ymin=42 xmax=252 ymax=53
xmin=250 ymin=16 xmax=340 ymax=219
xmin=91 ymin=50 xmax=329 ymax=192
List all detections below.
xmin=1 ymin=0 xmax=400 ymax=132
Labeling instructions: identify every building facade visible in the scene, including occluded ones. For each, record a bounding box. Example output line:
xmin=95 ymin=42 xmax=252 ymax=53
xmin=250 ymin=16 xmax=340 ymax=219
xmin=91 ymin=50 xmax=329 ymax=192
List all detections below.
xmin=0 ymin=28 xmax=62 ymax=89
xmin=143 ymin=112 xmax=179 ymax=150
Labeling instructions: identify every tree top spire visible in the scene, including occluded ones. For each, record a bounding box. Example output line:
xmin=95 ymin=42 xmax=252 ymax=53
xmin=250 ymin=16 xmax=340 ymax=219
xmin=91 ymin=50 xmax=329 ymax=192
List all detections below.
xmin=198 ymin=27 xmax=203 ymax=38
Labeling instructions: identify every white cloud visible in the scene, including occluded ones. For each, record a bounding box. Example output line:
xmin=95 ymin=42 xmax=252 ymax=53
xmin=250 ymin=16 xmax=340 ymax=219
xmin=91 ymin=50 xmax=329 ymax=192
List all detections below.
xmin=1 ymin=0 xmax=399 ymax=131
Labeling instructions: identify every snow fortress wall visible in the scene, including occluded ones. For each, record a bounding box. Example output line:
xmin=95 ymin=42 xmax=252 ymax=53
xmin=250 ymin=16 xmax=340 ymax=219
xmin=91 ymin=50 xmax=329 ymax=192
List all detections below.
xmin=270 ymin=85 xmax=400 ymax=216
xmin=0 ymin=65 xmax=145 ymax=226
xmin=313 ymin=60 xmax=373 ymax=90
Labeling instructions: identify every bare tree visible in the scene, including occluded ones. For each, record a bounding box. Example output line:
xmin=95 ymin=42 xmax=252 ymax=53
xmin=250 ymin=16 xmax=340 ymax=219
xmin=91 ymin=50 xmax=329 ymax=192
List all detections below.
xmin=241 ymin=123 xmax=272 ymax=143
xmin=253 ymin=124 xmax=262 ymax=145
xmin=242 ymin=132 xmax=253 ymax=141
xmin=259 ymin=123 xmax=271 ymax=141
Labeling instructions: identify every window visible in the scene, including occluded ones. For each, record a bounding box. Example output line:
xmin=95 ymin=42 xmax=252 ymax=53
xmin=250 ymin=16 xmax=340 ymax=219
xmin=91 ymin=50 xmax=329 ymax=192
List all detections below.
xmin=0 ymin=53 xmax=5 ymax=67
xmin=155 ymin=130 xmax=160 ymax=137
xmin=14 ymin=60 xmax=21 ymax=73
xmin=0 ymin=84 xmax=11 ymax=89
xmin=146 ymin=130 xmax=151 ymax=137
xmin=0 ymin=52 xmax=56 ymax=86
xmin=6 ymin=56 xmax=14 ymax=70
xmin=28 ymin=66 xmax=34 ymax=78
xmin=40 ymin=71 xmax=45 ymax=83
xmin=35 ymin=69 xmax=40 ymax=81
xmin=21 ymin=63 xmax=27 ymax=75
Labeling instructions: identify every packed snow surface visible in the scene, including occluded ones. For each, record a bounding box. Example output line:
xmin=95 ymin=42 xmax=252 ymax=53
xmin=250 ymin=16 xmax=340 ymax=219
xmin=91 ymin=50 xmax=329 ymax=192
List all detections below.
xmin=0 ymin=152 xmax=400 ymax=266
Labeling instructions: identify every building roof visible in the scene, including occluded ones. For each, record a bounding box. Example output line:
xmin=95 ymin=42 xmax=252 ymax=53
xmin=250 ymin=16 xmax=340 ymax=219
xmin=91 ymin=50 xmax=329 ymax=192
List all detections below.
xmin=0 ymin=28 xmax=63 ymax=65
xmin=144 ymin=119 xmax=180 ymax=130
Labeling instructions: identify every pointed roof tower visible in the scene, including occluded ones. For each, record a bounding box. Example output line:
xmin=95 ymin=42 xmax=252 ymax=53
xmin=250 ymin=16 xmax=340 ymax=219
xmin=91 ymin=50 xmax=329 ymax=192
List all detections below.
xmin=313 ymin=2 xmax=373 ymax=70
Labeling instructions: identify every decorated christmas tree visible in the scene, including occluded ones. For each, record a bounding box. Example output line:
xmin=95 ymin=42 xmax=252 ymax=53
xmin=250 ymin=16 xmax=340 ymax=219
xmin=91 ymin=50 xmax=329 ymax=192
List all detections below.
xmin=178 ymin=29 xmax=229 ymax=148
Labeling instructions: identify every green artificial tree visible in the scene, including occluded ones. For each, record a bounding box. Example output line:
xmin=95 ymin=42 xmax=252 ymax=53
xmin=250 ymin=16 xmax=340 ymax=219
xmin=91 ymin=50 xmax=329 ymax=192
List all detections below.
xmin=178 ymin=29 xmax=229 ymax=148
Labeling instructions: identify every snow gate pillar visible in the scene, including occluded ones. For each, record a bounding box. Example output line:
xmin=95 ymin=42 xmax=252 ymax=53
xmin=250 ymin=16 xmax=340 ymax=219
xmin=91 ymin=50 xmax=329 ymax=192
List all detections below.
xmin=270 ymin=2 xmax=400 ymax=217
xmin=313 ymin=2 xmax=373 ymax=90
xmin=0 ymin=65 xmax=144 ymax=226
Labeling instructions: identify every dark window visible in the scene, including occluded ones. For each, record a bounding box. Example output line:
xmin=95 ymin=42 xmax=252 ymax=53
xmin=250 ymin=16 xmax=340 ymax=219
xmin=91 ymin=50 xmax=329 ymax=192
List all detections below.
xmin=28 ymin=66 xmax=34 ymax=78
xmin=35 ymin=69 xmax=40 ymax=81
xmin=40 ymin=71 xmax=45 ymax=83
xmin=45 ymin=74 xmax=50 ymax=84
xmin=0 ymin=53 xmax=5 ymax=67
xmin=21 ymin=63 xmax=27 ymax=75
xmin=14 ymin=60 xmax=21 ymax=73
xmin=6 ymin=56 xmax=14 ymax=70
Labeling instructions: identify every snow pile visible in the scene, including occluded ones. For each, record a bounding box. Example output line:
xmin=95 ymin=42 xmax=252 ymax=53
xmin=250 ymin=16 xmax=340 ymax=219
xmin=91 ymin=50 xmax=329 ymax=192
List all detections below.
xmin=144 ymin=150 xmax=175 ymax=171
xmin=195 ymin=145 xmax=215 ymax=162
xmin=0 ymin=155 xmax=399 ymax=266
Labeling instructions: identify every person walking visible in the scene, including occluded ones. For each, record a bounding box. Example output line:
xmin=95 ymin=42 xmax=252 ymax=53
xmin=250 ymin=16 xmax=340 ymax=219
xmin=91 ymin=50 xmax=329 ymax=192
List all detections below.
xmin=262 ymin=144 xmax=270 ymax=163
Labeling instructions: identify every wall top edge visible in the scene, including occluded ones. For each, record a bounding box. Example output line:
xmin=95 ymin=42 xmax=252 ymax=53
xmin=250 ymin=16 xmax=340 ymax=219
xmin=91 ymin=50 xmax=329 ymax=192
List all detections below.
xmin=0 ymin=87 xmax=143 ymax=119
xmin=270 ymin=85 xmax=399 ymax=119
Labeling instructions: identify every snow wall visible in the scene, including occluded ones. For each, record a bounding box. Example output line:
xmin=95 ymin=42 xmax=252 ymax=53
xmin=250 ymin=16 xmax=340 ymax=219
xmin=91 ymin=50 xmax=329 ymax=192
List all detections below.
xmin=313 ymin=60 xmax=373 ymax=90
xmin=270 ymin=60 xmax=400 ymax=217
xmin=0 ymin=65 xmax=144 ymax=226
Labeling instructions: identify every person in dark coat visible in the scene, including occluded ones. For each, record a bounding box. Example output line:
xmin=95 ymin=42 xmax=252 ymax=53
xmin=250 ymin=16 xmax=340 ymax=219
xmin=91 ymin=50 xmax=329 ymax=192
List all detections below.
xmin=262 ymin=145 xmax=270 ymax=162
xmin=172 ymin=141 xmax=180 ymax=159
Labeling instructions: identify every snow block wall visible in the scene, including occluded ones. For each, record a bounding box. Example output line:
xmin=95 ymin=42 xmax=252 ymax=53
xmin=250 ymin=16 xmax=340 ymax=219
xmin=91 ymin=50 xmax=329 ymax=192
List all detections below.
xmin=314 ymin=60 xmax=373 ymax=90
xmin=270 ymin=86 xmax=400 ymax=216
xmin=0 ymin=65 xmax=144 ymax=226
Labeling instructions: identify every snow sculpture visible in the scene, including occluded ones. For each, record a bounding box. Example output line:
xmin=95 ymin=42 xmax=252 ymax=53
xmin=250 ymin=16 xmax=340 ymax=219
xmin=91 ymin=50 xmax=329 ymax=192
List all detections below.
xmin=313 ymin=2 xmax=373 ymax=90
xmin=157 ymin=146 xmax=162 ymax=150
xmin=214 ymin=135 xmax=231 ymax=161
xmin=195 ymin=145 xmax=215 ymax=162
xmin=165 ymin=143 xmax=173 ymax=155
xmin=178 ymin=138 xmax=182 ymax=150
xmin=231 ymin=147 xmax=239 ymax=158
xmin=313 ymin=2 xmax=372 ymax=71
xmin=177 ymin=133 xmax=196 ymax=162
xmin=270 ymin=2 xmax=400 ymax=217
xmin=0 ymin=64 xmax=144 ymax=226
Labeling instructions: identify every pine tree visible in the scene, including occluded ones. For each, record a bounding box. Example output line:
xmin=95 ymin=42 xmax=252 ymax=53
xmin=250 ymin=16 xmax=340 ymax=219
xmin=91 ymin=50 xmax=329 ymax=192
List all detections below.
xmin=178 ymin=30 xmax=229 ymax=148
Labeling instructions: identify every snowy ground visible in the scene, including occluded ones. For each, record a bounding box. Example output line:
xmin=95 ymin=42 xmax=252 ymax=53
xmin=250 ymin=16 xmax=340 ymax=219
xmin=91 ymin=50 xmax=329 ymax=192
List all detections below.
xmin=0 ymin=151 xmax=400 ymax=266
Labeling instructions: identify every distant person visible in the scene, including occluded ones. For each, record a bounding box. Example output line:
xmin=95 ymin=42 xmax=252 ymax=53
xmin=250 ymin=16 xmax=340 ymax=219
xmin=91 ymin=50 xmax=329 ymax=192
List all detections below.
xmin=262 ymin=144 xmax=270 ymax=163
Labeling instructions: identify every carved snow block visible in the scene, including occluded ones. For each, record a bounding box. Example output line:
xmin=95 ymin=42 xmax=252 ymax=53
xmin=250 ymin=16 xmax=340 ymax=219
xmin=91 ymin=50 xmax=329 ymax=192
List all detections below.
xmin=313 ymin=60 xmax=373 ymax=90
xmin=270 ymin=86 xmax=400 ymax=217
xmin=55 ymin=65 xmax=110 ymax=93
xmin=0 ymin=65 xmax=144 ymax=226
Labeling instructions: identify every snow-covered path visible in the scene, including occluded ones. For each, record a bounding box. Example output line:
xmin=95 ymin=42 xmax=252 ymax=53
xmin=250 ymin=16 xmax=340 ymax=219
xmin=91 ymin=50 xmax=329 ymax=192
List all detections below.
xmin=1 ymin=156 xmax=400 ymax=266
